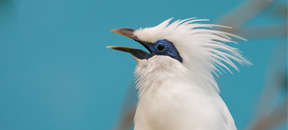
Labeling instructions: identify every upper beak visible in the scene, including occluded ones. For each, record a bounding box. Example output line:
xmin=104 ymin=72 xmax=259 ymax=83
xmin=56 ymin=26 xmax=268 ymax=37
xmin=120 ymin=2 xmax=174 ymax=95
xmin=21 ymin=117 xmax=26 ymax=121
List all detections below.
xmin=110 ymin=28 xmax=137 ymax=40
xmin=108 ymin=28 xmax=152 ymax=60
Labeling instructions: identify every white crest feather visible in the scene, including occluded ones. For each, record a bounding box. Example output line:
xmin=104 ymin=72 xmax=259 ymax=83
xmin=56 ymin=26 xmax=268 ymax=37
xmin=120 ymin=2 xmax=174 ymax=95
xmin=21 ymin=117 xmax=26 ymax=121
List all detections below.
xmin=134 ymin=18 xmax=251 ymax=92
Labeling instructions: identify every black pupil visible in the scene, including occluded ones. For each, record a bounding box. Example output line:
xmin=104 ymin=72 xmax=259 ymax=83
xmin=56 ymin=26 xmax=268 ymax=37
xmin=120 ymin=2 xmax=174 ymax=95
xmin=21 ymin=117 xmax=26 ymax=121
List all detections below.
xmin=157 ymin=43 xmax=165 ymax=51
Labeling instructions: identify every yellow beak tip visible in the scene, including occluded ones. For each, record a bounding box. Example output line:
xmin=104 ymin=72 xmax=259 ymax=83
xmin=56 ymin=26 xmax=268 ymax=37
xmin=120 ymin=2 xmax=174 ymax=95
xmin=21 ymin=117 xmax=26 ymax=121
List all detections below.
xmin=106 ymin=46 xmax=114 ymax=49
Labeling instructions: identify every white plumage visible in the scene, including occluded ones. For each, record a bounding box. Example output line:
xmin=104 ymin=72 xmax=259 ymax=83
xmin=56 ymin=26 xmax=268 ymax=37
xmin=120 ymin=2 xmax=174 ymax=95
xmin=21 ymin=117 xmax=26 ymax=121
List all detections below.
xmin=109 ymin=18 xmax=251 ymax=130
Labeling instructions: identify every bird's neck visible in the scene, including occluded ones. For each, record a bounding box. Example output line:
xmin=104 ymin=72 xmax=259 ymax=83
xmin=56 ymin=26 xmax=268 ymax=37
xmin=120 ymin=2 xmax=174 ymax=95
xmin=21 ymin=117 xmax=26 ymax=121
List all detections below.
xmin=134 ymin=57 xmax=219 ymax=98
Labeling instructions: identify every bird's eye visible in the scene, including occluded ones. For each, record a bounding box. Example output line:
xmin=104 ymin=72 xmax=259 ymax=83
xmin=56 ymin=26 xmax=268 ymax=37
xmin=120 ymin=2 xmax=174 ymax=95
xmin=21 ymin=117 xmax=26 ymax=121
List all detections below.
xmin=156 ymin=43 xmax=165 ymax=52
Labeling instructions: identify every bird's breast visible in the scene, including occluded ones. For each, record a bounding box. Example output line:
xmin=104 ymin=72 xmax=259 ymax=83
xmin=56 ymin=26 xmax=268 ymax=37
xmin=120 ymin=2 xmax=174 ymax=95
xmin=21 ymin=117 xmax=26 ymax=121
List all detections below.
xmin=134 ymin=82 xmax=234 ymax=130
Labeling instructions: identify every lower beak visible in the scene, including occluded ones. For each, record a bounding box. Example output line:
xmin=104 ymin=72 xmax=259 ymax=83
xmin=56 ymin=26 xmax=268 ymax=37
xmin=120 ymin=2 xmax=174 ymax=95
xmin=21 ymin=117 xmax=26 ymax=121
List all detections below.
xmin=108 ymin=28 xmax=152 ymax=60
xmin=107 ymin=46 xmax=151 ymax=60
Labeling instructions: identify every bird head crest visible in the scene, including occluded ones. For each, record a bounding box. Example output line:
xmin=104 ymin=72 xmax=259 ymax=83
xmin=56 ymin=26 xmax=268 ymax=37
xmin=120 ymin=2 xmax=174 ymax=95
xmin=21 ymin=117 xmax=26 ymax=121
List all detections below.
xmin=109 ymin=18 xmax=251 ymax=92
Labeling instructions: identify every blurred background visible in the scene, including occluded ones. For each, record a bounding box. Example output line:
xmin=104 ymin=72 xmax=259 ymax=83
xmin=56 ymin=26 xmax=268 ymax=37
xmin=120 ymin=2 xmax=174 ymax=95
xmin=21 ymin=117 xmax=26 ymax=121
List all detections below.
xmin=0 ymin=0 xmax=286 ymax=130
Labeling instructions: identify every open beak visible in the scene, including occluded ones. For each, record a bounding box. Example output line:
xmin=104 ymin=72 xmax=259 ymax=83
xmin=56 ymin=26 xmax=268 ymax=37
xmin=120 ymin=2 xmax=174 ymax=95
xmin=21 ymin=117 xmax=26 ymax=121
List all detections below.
xmin=108 ymin=28 xmax=152 ymax=60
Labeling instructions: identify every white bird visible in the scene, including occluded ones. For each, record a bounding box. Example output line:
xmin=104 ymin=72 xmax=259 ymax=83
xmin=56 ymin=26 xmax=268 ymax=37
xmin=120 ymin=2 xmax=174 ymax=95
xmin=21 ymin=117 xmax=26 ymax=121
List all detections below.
xmin=108 ymin=18 xmax=251 ymax=130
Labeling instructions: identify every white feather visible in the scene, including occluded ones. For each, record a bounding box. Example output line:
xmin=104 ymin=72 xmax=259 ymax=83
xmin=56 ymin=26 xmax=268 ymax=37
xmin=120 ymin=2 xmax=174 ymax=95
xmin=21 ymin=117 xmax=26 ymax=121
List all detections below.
xmin=132 ymin=18 xmax=251 ymax=130
xmin=134 ymin=18 xmax=251 ymax=92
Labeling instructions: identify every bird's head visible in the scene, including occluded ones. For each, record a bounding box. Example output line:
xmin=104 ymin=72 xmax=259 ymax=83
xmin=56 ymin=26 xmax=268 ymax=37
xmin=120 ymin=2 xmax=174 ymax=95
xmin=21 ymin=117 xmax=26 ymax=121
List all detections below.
xmin=108 ymin=18 xmax=251 ymax=92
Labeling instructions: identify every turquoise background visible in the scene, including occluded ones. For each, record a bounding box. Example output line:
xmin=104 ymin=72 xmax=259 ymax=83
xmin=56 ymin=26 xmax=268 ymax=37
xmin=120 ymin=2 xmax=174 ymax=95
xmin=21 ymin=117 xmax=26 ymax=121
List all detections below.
xmin=0 ymin=0 xmax=286 ymax=130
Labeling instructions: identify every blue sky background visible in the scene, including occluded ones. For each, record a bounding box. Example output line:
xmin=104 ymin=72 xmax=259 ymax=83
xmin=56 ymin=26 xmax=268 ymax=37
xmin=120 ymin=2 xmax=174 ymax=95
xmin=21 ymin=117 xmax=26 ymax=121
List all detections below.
xmin=0 ymin=0 xmax=286 ymax=130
